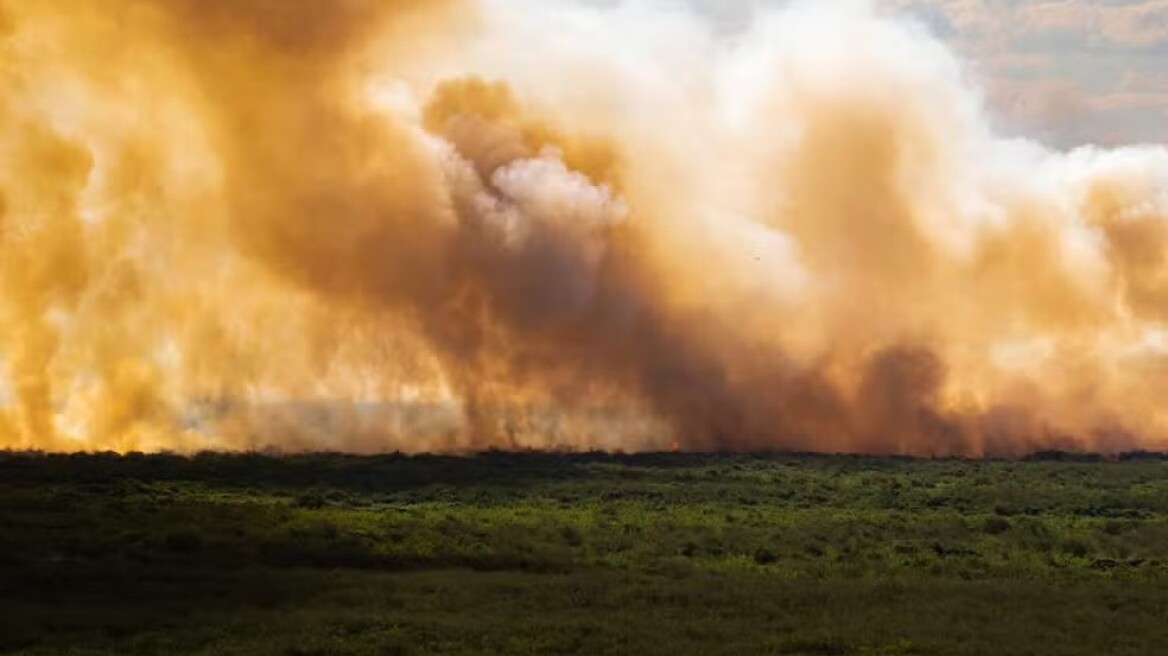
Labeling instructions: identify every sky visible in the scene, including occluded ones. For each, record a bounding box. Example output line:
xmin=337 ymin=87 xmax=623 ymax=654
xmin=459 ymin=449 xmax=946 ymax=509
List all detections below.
xmin=679 ymin=0 xmax=1168 ymax=148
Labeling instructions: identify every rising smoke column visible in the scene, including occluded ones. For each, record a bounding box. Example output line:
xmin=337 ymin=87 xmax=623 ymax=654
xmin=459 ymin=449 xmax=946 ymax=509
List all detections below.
xmin=0 ymin=0 xmax=1167 ymax=455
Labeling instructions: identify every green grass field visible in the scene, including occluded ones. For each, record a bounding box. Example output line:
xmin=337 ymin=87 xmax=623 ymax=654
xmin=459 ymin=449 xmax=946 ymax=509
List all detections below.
xmin=3 ymin=450 xmax=1168 ymax=655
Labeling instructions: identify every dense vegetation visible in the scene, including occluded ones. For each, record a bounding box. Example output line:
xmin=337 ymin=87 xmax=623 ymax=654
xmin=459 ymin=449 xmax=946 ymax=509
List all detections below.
xmin=3 ymin=450 xmax=1168 ymax=655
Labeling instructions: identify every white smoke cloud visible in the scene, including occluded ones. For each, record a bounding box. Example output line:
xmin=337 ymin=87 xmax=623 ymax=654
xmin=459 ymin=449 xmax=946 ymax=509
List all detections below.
xmin=1 ymin=0 xmax=1168 ymax=454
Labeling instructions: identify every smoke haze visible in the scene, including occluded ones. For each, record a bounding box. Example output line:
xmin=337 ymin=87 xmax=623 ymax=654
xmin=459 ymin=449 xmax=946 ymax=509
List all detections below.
xmin=2 ymin=0 xmax=1168 ymax=455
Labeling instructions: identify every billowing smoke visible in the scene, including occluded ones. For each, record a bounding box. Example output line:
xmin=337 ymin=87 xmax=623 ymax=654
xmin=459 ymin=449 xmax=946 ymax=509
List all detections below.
xmin=1 ymin=0 xmax=1167 ymax=455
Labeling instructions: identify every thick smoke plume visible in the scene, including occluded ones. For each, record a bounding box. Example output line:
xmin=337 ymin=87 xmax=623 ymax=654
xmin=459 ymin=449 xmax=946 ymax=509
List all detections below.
xmin=1 ymin=0 xmax=1167 ymax=455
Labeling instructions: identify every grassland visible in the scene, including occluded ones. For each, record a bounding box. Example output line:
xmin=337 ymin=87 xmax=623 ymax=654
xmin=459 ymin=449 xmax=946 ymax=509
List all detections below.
xmin=2 ymin=450 xmax=1168 ymax=655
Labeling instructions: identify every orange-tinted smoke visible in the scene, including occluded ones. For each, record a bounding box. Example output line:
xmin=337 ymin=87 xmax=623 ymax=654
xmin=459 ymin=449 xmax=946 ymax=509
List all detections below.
xmin=1 ymin=0 xmax=1167 ymax=455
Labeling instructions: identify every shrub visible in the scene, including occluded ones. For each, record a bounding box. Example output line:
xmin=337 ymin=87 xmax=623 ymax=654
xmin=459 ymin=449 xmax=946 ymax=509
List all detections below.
xmin=294 ymin=490 xmax=326 ymax=509
xmin=163 ymin=529 xmax=204 ymax=553
xmin=982 ymin=517 xmax=1011 ymax=535
xmin=1060 ymin=539 xmax=1091 ymax=559
xmin=560 ymin=525 xmax=583 ymax=547
xmin=1102 ymin=520 xmax=1129 ymax=536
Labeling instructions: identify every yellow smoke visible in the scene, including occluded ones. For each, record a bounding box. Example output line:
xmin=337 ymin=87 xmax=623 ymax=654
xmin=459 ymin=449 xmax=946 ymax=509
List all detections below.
xmin=1 ymin=0 xmax=1167 ymax=455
